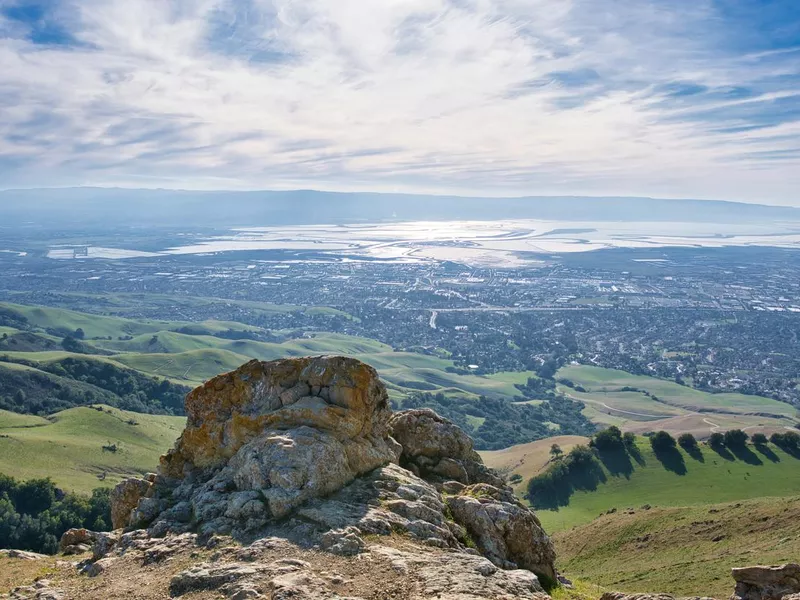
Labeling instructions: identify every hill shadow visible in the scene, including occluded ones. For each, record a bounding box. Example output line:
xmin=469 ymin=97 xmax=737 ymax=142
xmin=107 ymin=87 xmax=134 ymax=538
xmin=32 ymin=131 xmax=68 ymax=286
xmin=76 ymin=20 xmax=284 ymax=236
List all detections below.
xmin=728 ymin=444 xmax=763 ymax=466
xmin=597 ymin=448 xmax=634 ymax=479
xmin=682 ymin=444 xmax=705 ymax=463
xmin=709 ymin=444 xmax=735 ymax=462
xmin=527 ymin=458 xmax=608 ymax=510
xmin=754 ymin=444 xmax=779 ymax=463
xmin=626 ymin=443 xmax=646 ymax=466
xmin=653 ymin=446 xmax=687 ymax=475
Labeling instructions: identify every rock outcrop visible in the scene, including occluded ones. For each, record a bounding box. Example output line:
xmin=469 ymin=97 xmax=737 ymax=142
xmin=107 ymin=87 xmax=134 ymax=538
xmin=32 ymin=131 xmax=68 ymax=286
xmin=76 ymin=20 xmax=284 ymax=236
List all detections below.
xmin=446 ymin=483 xmax=557 ymax=581
xmin=731 ymin=564 xmax=800 ymax=600
xmin=389 ymin=408 xmax=504 ymax=488
xmin=97 ymin=356 xmax=557 ymax=597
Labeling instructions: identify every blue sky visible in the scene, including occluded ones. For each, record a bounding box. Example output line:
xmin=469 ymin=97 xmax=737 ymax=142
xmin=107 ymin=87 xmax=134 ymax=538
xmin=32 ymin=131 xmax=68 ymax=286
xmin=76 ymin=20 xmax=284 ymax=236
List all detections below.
xmin=0 ymin=0 xmax=799 ymax=205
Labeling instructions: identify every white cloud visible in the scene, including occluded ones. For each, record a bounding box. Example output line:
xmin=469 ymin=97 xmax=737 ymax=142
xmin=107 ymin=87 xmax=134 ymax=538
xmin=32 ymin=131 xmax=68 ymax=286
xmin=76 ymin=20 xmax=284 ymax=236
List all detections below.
xmin=0 ymin=0 xmax=798 ymax=204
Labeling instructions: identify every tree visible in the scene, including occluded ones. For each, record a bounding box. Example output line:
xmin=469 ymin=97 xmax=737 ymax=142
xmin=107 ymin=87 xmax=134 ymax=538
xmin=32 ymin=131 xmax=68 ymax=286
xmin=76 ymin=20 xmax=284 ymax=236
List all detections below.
xmin=549 ymin=444 xmax=563 ymax=459
xmin=708 ymin=432 xmax=725 ymax=448
xmin=649 ymin=430 xmax=676 ymax=452
xmin=677 ymin=433 xmax=698 ymax=450
xmin=537 ymin=358 xmax=558 ymax=380
xmin=751 ymin=433 xmax=768 ymax=446
xmin=723 ymin=429 xmax=748 ymax=448
xmin=771 ymin=431 xmax=800 ymax=450
xmin=620 ymin=431 xmax=635 ymax=449
xmin=592 ymin=426 xmax=625 ymax=452
xmin=73 ymin=328 xmax=85 ymax=339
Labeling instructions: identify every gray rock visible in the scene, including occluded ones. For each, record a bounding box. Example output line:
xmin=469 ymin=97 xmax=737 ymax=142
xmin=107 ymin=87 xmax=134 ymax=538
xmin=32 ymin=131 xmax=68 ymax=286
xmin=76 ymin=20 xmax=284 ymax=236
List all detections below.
xmin=732 ymin=563 xmax=800 ymax=600
xmin=446 ymin=483 xmax=557 ymax=582
xmin=389 ymin=409 xmax=505 ymax=488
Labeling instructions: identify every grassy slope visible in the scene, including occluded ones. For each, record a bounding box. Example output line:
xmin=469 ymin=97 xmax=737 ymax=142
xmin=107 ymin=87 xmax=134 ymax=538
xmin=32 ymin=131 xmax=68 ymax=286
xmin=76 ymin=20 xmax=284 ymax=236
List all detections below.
xmin=554 ymin=496 xmax=800 ymax=599
xmin=556 ymin=365 xmax=798 ymax=437
xmin=558 ymin=365 xmax=797 ymax=417
xmin=479 ymin=435 xmax=590 ymax=492
xmin=1 ymin=302 xmax=169 ymax=338
xmin=537 ymin=437 xmax=800 ymax=533
xmin=0 ymin=405 xmax=184 ymax=493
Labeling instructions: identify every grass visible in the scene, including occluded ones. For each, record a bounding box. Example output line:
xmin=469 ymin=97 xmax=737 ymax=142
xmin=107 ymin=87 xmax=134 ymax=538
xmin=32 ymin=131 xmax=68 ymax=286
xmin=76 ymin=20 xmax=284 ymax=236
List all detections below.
xmin=558 ymin=365 xmax=797 ymax=418
xmin=557 ymin=365 xmax=799 ymax=436
xmin=0 ymin=405 xmax=185 ymax=494
xmin=1 ymin=302 xmax=168 ymax=339
xmin=2 ymin=299 xmax=547 ymax=403
xmin=554 ymin=495 xmax=800 ymax=598
xmin=536 ymin=436 xmax=800 ymax=533
xmin=479 ymin=435 xmax=590 ymax=493
xmin=111 ymin=348 xmax=251 ymax=385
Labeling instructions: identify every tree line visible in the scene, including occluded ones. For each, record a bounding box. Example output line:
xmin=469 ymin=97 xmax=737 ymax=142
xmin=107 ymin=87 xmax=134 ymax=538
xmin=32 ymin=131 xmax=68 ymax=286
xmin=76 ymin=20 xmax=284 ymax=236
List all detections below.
xmin=0 ymin=474 xmax=111 ymax=554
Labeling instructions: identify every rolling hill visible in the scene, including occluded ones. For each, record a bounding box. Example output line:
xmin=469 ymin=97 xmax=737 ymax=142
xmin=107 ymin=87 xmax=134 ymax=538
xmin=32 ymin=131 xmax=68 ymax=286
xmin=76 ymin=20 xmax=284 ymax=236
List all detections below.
xmin=530 ymin=436 xmax=800 ymax=533
xmin=554 ymin=495 xmax=800 ymax=598
xmin=0 ymin=405 xmax=185 ymax=494
xmin=556 ymin=365 xmax=799 ymax=438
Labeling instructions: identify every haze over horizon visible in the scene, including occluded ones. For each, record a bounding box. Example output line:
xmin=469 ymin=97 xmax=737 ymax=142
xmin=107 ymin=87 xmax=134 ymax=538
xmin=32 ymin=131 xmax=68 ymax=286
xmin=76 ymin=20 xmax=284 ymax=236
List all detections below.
xmin=1 ymin=0 xmax=799 ymax=205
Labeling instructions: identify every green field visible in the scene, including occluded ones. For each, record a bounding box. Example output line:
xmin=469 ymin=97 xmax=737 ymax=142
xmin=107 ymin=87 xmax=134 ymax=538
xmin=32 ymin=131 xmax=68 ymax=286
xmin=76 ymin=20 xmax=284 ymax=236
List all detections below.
xmin=556 ymin=365 xmax=799 ymax=437
xmin=0 ymin=406 xmax=184 ymax=493
xmin=536 ymin=436 xmax=800 ymax=533
xmin=554 ymin=495 xmax=800 ymax=598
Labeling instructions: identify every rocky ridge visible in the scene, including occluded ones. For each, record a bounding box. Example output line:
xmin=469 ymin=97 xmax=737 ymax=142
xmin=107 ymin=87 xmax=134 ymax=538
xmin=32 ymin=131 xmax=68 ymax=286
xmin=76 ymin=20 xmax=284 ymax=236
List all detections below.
xmin=7 ymin=356 xmax=555 ymax=599
xmin=2 ymin=356 xmax=795 ymax=600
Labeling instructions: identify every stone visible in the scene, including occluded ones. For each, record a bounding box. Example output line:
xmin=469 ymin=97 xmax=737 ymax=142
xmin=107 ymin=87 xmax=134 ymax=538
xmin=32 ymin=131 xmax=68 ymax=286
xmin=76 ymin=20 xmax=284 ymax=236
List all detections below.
xmin=160 ymin=356 xmax=398 ymax=478
xmin=371 ymin=545 xmax=550 ymax=600
xmin=731 ymin=564 xmax=800 ymax=600
xmin=600 ymin=594 xmax=676 ymax=600
xmin=446 ymin=483 xmax=557 ymax=582
xmin=92 ymin=531 xmax=121 ymax=561
xmin=389 ymin=409 xmax=504 ymax=488
xmin=135 ymin=357 xmax=401 ymax=536
xmin=82 ymin=557 xmax=117 ymax=577
xmin=0 ymin=549 xmax=47 ymax=560
xmin=59 ymin=528 xmax=93 ymax=551
xmin=110 ymin=477 xmax=152 ymax=529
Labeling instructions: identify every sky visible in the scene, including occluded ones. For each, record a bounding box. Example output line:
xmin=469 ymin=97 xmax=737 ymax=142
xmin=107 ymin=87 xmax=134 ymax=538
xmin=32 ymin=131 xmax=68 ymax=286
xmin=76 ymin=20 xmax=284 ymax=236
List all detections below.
xmin=0 ymin=0 xmax=799 ymax=205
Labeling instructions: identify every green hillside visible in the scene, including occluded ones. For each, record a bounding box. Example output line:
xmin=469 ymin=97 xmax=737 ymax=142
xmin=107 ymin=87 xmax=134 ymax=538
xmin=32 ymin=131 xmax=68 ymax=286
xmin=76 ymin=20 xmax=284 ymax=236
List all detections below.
xmin=0 ymin=302 xmax=168 ymax=338
xmin=554 ymin=495 xmax=800 ymax=599
xmin=556 ymin=365 xmax=799 ymax=436
xmin=0 ymin=406 xmax=184 ymax=494
xmin=536 ymin=436 xmax=800 ymax=532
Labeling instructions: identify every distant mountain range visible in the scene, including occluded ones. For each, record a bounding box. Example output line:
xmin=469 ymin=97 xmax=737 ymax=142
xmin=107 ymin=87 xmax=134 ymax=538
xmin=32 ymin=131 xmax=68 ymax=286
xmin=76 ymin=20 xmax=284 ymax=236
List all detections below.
xmin=1 ymin=187 xmax=798 ymax=228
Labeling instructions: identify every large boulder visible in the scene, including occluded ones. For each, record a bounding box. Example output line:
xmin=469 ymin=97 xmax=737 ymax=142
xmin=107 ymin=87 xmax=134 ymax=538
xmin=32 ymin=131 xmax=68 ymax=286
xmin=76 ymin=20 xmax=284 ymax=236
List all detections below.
xmin=107 ymin=356 xmax=557 ymax=592
xmin=110 ymin=477 xmax=152 ymax=529
xmin=389 ymin=409 xmax=504 ymax=488
xmin=118 ymin=356 xmax=400 ymax=535
xmin=160 ymin=356 xmax=399 ymax=477
xmin=447 ymin=483 xmax=557 ymax=582
xmin=732 ymin=564 xmax=800 ymax=600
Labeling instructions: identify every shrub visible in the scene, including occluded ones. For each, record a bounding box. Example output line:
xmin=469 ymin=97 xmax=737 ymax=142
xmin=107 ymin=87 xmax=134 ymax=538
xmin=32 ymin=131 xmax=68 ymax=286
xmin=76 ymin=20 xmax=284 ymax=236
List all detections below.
xmin=649 ymin=430 xmax=676 ymax=452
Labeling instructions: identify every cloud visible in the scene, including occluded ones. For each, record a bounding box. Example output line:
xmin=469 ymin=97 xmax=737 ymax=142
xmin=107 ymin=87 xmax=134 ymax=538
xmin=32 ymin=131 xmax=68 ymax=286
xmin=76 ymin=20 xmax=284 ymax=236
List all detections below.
xmin=0 ymin=0 xmax=798 ymax=204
